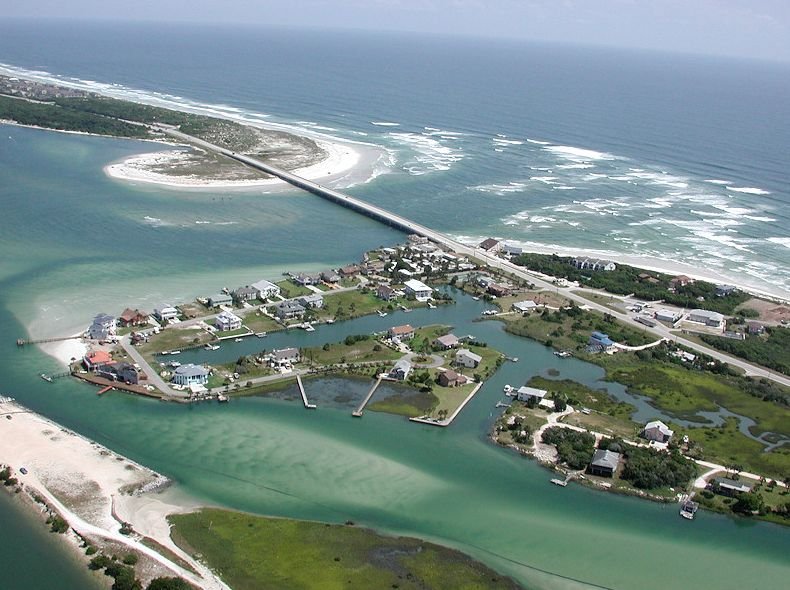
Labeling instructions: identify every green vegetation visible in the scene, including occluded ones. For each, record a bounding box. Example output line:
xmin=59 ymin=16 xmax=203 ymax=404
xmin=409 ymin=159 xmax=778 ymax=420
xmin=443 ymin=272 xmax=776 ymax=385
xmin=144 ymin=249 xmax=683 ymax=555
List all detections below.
xmin=608 ymin=443 xmax=695 ymax=490
xmin=146 ymin=578 xmax=196 ymax=590
xmin=0 ymin=95 xmax=150 ymax=138
xmin=700 ymin=326 xmax=790 ymax=376
xmin=696 ymin=480 xmax=790 ymax=526
xmin=367 ymin=389 xmax=439 ymax=417
xmin=512 ymin=253 xmax=749 ymax=313
xmin=274 ymin=279 xmax=312 ymax=299
xmin=170 ymin=509 xmax=522 ymax=590
xmin=88 ymin=554 xmax=140 ymax=590
xmin=47 ymin=514 xmax=69 ymax=534
xmin=541 ymin=427 xmax=595 ymax=470
xmin=303 ymin=334 xmax=400 ymax=365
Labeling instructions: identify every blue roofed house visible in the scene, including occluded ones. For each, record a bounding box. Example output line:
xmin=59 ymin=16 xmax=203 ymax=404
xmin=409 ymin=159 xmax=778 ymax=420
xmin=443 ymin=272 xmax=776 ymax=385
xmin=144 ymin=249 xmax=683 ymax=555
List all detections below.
xmin=588 ymin=331 xmax=616 ymax=352
xmin=88 ymin=313 xmax=117 ymax=341
xmin=171 ymin=364 xmax=209 ymax=387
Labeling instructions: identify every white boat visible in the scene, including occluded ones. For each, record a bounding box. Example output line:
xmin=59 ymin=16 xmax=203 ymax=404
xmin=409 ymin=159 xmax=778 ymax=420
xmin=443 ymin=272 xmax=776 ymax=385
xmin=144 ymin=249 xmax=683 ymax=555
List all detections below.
xmin=234 ymin=337 xmax=244 ymax=342
xmin=205 ymin=344 xmax=220 ymax=351
xmin=170 ymin=350 xmax=181 ymax=355
xmin=255 ymin=332 xmax=267 ymax=338
xmin=377 ymin=310 xmax=388 ymax=317
xmin=550 ymin=478 xmax=568 ymax=487
xmin=503 ymin=384 xmax=514 ymax=394
xmin=40 ymin=373 xmax=53 ymax=383
xmin=680 ymin=500 xmax=698 ymax=520
xmin=472 ymin=296 xmax=480 ymax=301
xmin=217 ymin=394 xmax=229 ymax=403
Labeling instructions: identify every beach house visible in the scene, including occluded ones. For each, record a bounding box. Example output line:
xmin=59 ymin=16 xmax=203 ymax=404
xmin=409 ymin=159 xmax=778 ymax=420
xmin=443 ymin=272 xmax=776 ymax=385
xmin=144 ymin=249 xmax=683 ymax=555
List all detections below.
xmin=154 ymin=304 xmax=179 ymax=322
xmin=434 ymin=334 xmax=459 ymax=350
xmin=388 ymin=324 xmax=415 ymax=340
xmin=83 ymin=350 xmax=113 ymax=371
xmin=270 ymin=347 xmax=300 ymax=368
xmin=232 ymin=286 xmax=259 ymax=302
xmin=215 ymin=310 xmax=242 ymax=332
xmin=389 ymin=359 xmax=412 ymax=381
xmin=455 ymin=349 xmax=482 ymax=369
xmin=512 ymin=300 xmax=538 ymax=313
xmin=588 ymin=450 xmax=621 ymax=478
xmin=686 ymin=309 xmax=725 ymax=328
xmin=516 ymin=386 xmax=547 ymax=404
xmin=274 ymin=301 xmax=306 ymax=320
xmin=171 ymin=364 xmax=209 ymax=387
xmin=403 ymin=279 xmax=433 ymax=301
xmin=478 ymin=238 xmax=500 ymax=253
xmin=251 ymin=279 xmax=281 ymax=300
xmin=298 ymin=294 xmax=324 ymax=309
xmin=208 ymin=293 xmax=233 ymax=308
xmin=642 ymin=420 xmax=674 ymax=443
xmin=88 ymin=313 xmax=117 ymax=341
xmin=118 ymin=308 xmax=149 ymax=327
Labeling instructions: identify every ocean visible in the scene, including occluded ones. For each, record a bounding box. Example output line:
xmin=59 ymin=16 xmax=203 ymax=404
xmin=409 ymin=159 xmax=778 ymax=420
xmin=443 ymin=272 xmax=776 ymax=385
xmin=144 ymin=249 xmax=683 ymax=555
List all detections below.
xmin=0 ymin=20 xmax=788 ymax=590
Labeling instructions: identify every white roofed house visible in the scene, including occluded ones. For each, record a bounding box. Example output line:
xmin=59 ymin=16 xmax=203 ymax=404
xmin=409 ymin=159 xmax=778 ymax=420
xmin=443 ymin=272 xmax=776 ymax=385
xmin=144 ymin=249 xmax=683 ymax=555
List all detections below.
xmin=682 ymin=309 xmax=725 ymax=334
xmin=642 ymin=420 xmax=674 ymax=443
xmin=154 ymin=304 xmax=179 ymax=322
xmin=516 ymin=386 xmax=547 ymax=403
xmin=270 ymin=347 xmax=300 ymax=367
xmin=298 ymin=294 xmax=324 ymax=309
xmin=171 ymin=364 xmax=209 ymax=386
xmin=251 ymin=279 xmax=281 ymax=300
xmin=215 ymin=310 xmax=242 ymax=332
xmin=512 ymin=300 xmax=538 ymax=313
xmin=88 ymin=313 xmax=117 ymax=341
xmin=404 ymin=279 xmax=433 ymax=302
xmin=455 ymin=349 xmax=482 ymax=369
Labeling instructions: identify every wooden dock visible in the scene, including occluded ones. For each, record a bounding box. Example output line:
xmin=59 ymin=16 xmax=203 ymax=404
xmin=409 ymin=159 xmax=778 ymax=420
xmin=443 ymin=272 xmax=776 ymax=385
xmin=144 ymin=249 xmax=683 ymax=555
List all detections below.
xmin=17 ymin=335 xmax=81 ymax=347
xmin=295 ymin=374 xmax=316 ymax=409
xmin=352 ymin=377 xmax=383 ymax=417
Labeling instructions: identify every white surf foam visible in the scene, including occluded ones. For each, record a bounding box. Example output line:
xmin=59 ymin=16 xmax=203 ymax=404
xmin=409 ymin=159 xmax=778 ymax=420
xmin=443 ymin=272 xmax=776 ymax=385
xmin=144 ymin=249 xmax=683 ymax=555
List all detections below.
xmin=726 ymin=186 xmax=771 ymax=195
xmin=370 ymin=121 xmax=400 ymax=127
xmin=768 ymin=237 xmax=790 ymax=249
xmin=544 ymin=145 xmax=616 ymax=162
xmin=389 ymin=132 xmax=463 ymax=175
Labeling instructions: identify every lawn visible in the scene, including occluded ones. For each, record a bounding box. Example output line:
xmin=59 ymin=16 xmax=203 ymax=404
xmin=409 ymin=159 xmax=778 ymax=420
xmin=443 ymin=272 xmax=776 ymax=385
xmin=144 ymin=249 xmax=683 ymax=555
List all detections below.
xmin=303 ymin=337 xmax=401 ymax=365
xmin=137 ymin=325 xmax=214 ymax=358
xmin=367 ymin=390 xmax=439 ymax=417
xmin=237 ymin=313 xmax=281 ymax=333
xmin=170 ymin=509 xmax=522 ymax=590
xmin=319 ymin=289 xmax=387 ymax=321
xmin=275 ymin=279 xmax=312 ymax=298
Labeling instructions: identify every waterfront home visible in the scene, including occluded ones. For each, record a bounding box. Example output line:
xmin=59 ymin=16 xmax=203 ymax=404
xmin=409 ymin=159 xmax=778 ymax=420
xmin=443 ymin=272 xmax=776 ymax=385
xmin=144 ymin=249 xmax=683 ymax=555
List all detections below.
xmin=274 ymin=301 xmax=306 ymax=320
xmin=208 ymin=293 xmax=233 ymax=308
xmin=389 ymin=359 xmax=412 ymax=381
xmin=298 ymin=294 xmax=324 ymax=309
xmin=97 ymin=362 xmax=139 ymax=385
xmin=434 ymin=334 xmax=459 ymax=350
xmin=588 ymin=449 xmax=621 ymax=477
xmin=321 ymin=269 xmax=341 ymax=283
xmin=710 ymin=477 xmax=753 ymax=497
xmin=455 ymin=349 xmax=482 ymax=369
xmin=215 ymin=310 xmax=242 ymax=332
xmin=270 ymin=347 xmax=300 ymax=367
xmin=715 ymin=284 xmax=737 ymax=297
xmin=154 ymin=304 xmax=179 ymax=322
xmin=404 ymin=278 xmax=433 ymax=301
xmin=251 ymin=279 xmax=281 ymax=300
xmin=686 ymin=309 xmax=725 ymax=328
xmin=516 ymin=386 xmax=547 ymax=403
xmin=171 ymin=364 xmax=209 ymax=386
xmin=512 ymin=300 xmax=538 ymax=313
xmin=478 ymin=238 xmax=500 ymax=252
xmin=488 ymin=283 xmax=510 ymax=298
xmin=642 ymin=420 xmax=674 ymax=443
xmin=388 ymin=324 xmax=415 ymax=340
xmin=655 ymin=309 xmax=681 ymax=324
xmin=501 ymin=243 xmax=522 ymax=256
xmin=377 ymin=284 xmax=396 ymax=301
xmin=476 ymin=275 xmax=495 ymax=288
xmin=88 ymin=313 xmax=117 ymax=341
xmin=294 ymin=272 xmax=322 ymax=286
xmin=571 ymin=258 xmax=616 ymax=272
xmin=118 ymin=308 xmax=149 ymax=327
xmin=232 ymin=286 xmax=259 ymax=302
xmin=438 ymin=369 xmax=467 ymax=387
xmin=668 ymin=275 xmax=693 ymax=291
xmin=340 ymin=264 xmax=361 ymax=277
xmin=588 ymin=331 xmax=616 ymax=352
xmin=83 ymin=350 xmax=113 ymax=371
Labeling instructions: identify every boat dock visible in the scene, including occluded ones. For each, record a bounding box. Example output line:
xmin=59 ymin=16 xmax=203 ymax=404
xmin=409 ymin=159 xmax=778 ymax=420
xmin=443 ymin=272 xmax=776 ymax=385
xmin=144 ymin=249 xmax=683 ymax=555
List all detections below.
xmin=295 ymin=374 xmax=316 ymax=409
xmin=17 ymin=335 xmax=81 ymax=347
xmin=352 ymin=376 xmax=383 ymax=417
xmin=410 ymin=382 xmax=483 ymax=427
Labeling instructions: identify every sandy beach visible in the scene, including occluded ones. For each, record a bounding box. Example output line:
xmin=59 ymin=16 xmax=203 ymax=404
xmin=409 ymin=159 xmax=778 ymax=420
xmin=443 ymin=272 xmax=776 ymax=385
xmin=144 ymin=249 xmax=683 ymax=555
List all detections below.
xmin=0 ymin=399 xmax=228 ymax=590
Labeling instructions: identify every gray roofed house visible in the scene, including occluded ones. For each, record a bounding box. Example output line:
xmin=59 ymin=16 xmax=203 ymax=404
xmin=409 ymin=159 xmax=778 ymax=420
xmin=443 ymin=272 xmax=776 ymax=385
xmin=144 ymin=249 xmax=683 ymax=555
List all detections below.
xmin=711 ymin=477 xmax=753 ymax=496
xmin=233 ymin=286 xmax=259 ymax=302
xmin=171 ymin=364 xmax=209 ymax=386
xmin=274 ymin=301 xmax=306 ymax=320
xmin=88 ymin=313 xmax=116 ymax=341
xmin=588 ymin=449 xmax=621 ymax=477
xmin=455 ymin=349 xmax=482 ymax=369
xmin=516 ymin=386 xmax=547 ymax=403
xmin=298 ymin=294 xmax=324 ymax=309
xmin=389 ymin=359 xmax=412 ymax=381
xmin=687 ymin=309 xmax=725 ymax=327
xmin=642 ymin=420 xmax=674 ymax=443
xmin=512 ymin=300 xmax=538 ymax=313
xmin=321 ymin=269 xmax=341 ymax=283
xmin=270 ymin=347 xmax=300 ymax=366
xmin=208 ymin=293 xmax=233 ymax=307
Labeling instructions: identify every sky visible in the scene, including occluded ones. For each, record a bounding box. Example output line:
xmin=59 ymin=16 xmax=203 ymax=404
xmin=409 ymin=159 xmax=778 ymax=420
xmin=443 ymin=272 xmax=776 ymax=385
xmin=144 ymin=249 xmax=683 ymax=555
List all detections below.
xmin=5 ymin=0 xmax=790 ymax=62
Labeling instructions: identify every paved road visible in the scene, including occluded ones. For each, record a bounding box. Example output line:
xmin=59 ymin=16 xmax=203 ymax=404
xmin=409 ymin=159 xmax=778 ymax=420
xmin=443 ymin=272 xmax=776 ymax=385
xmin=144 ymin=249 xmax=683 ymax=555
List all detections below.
xmin=119 ymin=336 xmax=185 ymax=399
xmin=159 ymin=127 xmax=790 ymax=388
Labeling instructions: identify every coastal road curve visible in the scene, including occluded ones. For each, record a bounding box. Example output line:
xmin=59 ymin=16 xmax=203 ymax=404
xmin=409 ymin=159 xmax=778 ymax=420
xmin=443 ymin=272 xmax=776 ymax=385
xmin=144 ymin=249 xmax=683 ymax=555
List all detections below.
xmin=160 ymin=128 xmax=790 ymax=388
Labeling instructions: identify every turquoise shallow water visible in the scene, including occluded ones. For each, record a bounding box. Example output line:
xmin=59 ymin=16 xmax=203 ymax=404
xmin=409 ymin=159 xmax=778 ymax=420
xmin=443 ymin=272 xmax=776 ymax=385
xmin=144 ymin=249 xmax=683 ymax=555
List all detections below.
xmin=1 ymin=126 xmax=788 ymax=589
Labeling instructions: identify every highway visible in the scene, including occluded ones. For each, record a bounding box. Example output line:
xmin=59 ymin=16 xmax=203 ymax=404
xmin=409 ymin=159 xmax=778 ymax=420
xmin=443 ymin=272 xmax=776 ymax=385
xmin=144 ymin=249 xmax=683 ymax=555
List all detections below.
xmin=161 ymin=127 xmax=790 ymax=388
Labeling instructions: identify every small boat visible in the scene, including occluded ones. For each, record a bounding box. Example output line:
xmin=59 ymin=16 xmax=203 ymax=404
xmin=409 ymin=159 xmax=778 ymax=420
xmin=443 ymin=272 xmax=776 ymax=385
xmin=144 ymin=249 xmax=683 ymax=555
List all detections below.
xmin=168 ymin=361 xmax=181 ymax=368
xmin=550 ymin=478 xmax=568 ymax=487
xmin=205 ymin=344 xmax=220 ymax=351
xmin=325 ymin=319 xmax=335 ymax=324
xmin=680 ymin=500 xmax=698 ymax=520
xmin=377 ymin=310 xmax=388 ymax=317
xmin=472 ymin=296 xmax=480 ymax=301
xmin=503 ymin=385 xmax=514 ymax=394
xmin=40 ymin=373 xmax=53 ymax=383
xmin=427 ymin=302 xmax=436 ymax=309
xmin=506 ymin=356 xmax=518 ymax=362
xmin=170 ymin=350 xmax=181 ymax=355
xmin=217 ymin=394 xmax=229 ymax=403
xmin=304 ymin=325 xmax=315 ymax=332
xmin=255 ymin=332 xmax=267 ymax=338
xmin=234 ymin=337 xmax=244 ymax=342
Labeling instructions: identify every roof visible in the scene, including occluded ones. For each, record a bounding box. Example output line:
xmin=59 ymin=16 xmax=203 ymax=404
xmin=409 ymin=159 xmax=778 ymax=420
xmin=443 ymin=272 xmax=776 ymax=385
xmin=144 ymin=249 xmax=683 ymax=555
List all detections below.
xmin=456 ymin=349 xmax=482 ymax=363
xmin=513 ymin=300 xmax=537 ymax=311
xmin=234 ymin=286 xmax=257 ymax=296
xmin=590 ymin=331 xmax=615 ymax=346
xmin=688 ymin=309 xmax=725 ymax=322
xmin=273 ymin=347 xmax=299 ymax=360
xmin=393 ymin=359 xmax=412 ymax=372
xmin=276 ymin=301 xmax=306 ymax=312
xmin=174 ymin=364 xmax=208 ymax=377
xmin=435 ymin=334 xmax=459 ymax=346
xmin=591 ymin=449 xmax=621 ymax=470
xmin=644 ymin=420 xmax=674 ymax=437
xmin=299 ymin=294 xmax=324 ymax=303
xmin=389 ymin=324 xmax=414 ymax=335
xmin=479 ymin=238 xmax=499 ymax=250
xmin=85 ymin=350 xmax=112 ymax=364
xmin=217 ymin=310 xmax=241 ymax=322
xmin=714 ymin=477 xmax=752 ymax=493
xmin=251 ymin=279 xmax=279 ymax=291
xmin=93 ymin=313 xmax=115 ymax=324
xmin=517 ymin=386 xmax=547 ymax=399
xmin=120 ymin=308 xmax=146 ymax=321
xmin=404 ymin=279 xmax=432 ymax=292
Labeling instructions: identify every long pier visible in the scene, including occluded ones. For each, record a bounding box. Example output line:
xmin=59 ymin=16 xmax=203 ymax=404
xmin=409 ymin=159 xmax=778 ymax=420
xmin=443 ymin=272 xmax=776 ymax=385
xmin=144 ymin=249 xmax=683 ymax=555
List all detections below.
xmin=17 ymin=335 xmax=80 ymax=347
xmin=295 ymin=374 xmax=316 ymax=409
xmin=352 ymin=376 xmax=383 ymax=417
